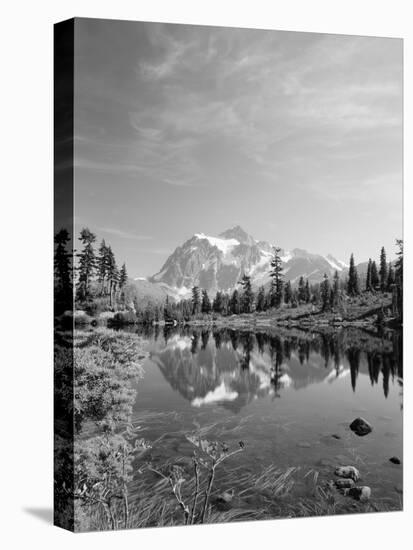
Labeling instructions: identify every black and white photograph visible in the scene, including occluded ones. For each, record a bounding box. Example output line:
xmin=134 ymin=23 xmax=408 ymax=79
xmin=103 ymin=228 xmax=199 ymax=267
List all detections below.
xmin=3 ymin=2 xmax=411 ymax=547
xmin=53 ymin=17 xmax=403 ymax=532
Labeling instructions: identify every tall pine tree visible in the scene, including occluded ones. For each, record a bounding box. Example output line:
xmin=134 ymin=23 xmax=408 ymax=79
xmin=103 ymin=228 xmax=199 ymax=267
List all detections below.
xmin=239 ymin=274 xmax=254 ymax=313
xmin=97 ymin=239 xmax=108 ymax=295
xmin=370 ymin=260 xmax=379 ymax=290
xmin=191 ymin=286 xmax=201 ymax=315
xmin=77 ymin=228 xmax=96 ymax=301
xmin=54 ymin=228 xmax=73 ymax=312
xmin=347 ymin=253 xmax=359 ymax=296
xmin=270 ymin=247 xmax=284 ymax=308
xmin=379 ymin=246 xmax=387 ymax=292
xmin=230 ymin=289 xmax=241 ymax=315
xmin=386 ymin=262 xmax=395 ymax=290
xmin=365 ymin=258 xmax=372 ymax=291
xmin=213 ymin=291 xmax=224 ymax=314
xmin=284 ymin=281 xmax=293 ymax=304
xmin=332 ymin=270 xmax=340 ymax=308
xmin=201 ymin=289 xmax=211 ymax=314
xmin=321 ymin=273 xmax=331 ymax=311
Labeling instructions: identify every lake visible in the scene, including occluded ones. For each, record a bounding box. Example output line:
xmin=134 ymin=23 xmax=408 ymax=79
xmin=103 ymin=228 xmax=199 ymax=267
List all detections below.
xmin=127 ymin=326 xmax=402 ymax=515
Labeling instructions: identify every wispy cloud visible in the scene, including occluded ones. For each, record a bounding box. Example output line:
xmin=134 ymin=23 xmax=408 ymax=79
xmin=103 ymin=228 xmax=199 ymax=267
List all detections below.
xmin=96 ymin=226 xmax=153 ymax=241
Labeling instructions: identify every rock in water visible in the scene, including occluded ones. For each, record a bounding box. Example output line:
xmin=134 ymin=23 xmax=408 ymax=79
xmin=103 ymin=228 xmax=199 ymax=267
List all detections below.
xmin=350 ymin=417 xmax=372 ymax=436
xmin=335 ymin=478 xmax=355 ymax=489
xmin=335 ymin=466 xmax=360 ymax=481
xmin=389 ymin=456 xmax=401 ymax=465
xmin=348 ymin=486 xmax=371 ymax=502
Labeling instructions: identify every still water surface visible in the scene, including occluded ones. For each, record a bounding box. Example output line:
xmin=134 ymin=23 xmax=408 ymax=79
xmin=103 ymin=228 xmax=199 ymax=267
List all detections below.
xmin=130 ymin=326 xmax=402 ymax=509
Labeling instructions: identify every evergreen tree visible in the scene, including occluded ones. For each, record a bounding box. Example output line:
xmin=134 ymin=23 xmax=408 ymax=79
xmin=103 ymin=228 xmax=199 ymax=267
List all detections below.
xmin=284 ymin=281 xmax=293 ymax=304
xmin=347 ymin=253 xmax=359 ymax=296
xmin=379 ymin=246 xmax=387 ymax=292
xmin=213 ymin=291 xmax=223 ymax=314
xmin=201 ymin=289 xmax=211 ymax=314
xmin=394 ymin=239 xmax=403 ymax=287
xmin=304 ymin=280 xmax=311 ymax=303
xmin=386 ymin=262 xmax=395 ymax=290
xmin=191 ymin=286 xmax=201 ymax=315
xmin=332 ymin=270 xmax=340 ymax=308
xmin=321 ymin=273 xmax=331 ymax=311
xmin=118 ymin=262 xmax=128 ymax=304
xmin=256 ymin=286 xmax=266 ymax=312
xmin=239 ymin=274 xmax=254 ymax=313
xmin=54 ymin=228 xmax=73 ymax=312
xmin=394 ymin=239 xmax=403 ymax=319
xmin=106 ymin=246 xmax=119 ymax=307
xmin=370 ymin=260 xmax=379 ymax=290
xmin=230 ymin=289 xmax=241 ymax=315
xmin=163 ymin=296 xmax=173 ymax=322
xmin=97 ymin=239 xmax=109 ymax=295
xmin=77 ymin=228 xmax=97 ymax=301
xmin=119 ymin=262 xmax=128 ymax=288
xmin=269 ymin=247 xmax=284 ymax=308
xmin=297 ymin=276 xmax=306 ymax=303
xmin=221 ymin=293 xmax=230 ymax=316
xmin=365 ymin=258 xmax=372 ymax=291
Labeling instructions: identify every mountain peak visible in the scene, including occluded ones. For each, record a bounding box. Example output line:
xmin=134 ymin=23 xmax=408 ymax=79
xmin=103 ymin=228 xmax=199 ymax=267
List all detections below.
xmin=219 ymin=225 xmax=254 ymax=245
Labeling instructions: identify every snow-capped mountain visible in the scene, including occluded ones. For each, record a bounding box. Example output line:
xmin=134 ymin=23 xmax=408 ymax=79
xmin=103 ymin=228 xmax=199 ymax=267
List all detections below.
xmin=148 ymin=225 xmax=348 ymax=297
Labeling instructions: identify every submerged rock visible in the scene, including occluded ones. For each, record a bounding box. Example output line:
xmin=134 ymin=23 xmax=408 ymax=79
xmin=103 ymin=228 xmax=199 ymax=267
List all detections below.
xmin=335 ymin=478 xmax=355 ymax=490
xmin=335 ymin=466 xmax=360 ymax=481
xmin=389 ymin=456 xmax=401 ymax=465
xmin=350 ymin=417 xmax=372 ymax=436
xmin=348 ymin=486 xmax=371 ymax=502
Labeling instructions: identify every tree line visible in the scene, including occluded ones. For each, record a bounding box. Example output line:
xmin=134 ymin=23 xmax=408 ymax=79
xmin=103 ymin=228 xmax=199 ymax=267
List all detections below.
xmin=176 ymin=241 xmax=404 ymax=321
xmin=54 ymin=226 xmax=129 ymax=313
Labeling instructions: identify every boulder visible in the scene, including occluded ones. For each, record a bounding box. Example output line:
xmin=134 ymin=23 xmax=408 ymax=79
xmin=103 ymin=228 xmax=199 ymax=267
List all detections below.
xmin=350 ymin=417 xmax=372 ymax=436
xmin=335 ymin=466 xmax=360 ymax=481
xmin=389 ymin=456 xmax=401 ymax=465
xmin=348 ymin=486 xmax=371 ymax=502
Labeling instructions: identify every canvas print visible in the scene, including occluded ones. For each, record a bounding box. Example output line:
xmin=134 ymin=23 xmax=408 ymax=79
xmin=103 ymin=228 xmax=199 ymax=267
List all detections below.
xmin=54 ymin=18 xmax=403 ymax=532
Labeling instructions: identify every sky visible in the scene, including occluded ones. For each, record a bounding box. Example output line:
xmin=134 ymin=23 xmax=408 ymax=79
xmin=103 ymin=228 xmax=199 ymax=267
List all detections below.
xmin=73 ymin=18 xmax=402 ymax=277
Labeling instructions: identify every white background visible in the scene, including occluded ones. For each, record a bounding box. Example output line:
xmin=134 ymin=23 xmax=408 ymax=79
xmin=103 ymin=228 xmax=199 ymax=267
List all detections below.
xmin=0 ymin=0 xmax=411 ymax=548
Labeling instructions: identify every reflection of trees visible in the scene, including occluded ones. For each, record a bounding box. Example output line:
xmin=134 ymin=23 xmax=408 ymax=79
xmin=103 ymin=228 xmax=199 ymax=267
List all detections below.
xmin=213 ymin=330 xmax=223 ymax=350
xmin=152 ymin=326 xmax=402 ymax=403
xmin=201 ymin=330 xmax=210 ymax=350
xmin=191 ymin=332 xmax=199 ymax=354
xmin=239 ymin=333 xmax=255 ymax=370
xmin=320 ymin=334 xmax=330 ymax=368
xmin=346 ymin=348 xmax=360 ymax=392
xmin=229 ymin=331 xmax=239 ymax=351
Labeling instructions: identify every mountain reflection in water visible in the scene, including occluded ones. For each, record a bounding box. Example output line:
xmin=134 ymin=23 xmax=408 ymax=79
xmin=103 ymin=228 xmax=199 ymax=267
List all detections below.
xmin=141 ymin=326 xmax=403 ymax=413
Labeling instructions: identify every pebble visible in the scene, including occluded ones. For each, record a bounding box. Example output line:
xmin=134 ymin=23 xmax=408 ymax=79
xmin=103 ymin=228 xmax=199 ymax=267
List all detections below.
xmin=335 ymin=478 xmax=355 ymax=489
xmin=335 ymin=465 xmax=360 ymax=481
xmin=348 ymin=486 xmax=371 ymax=502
